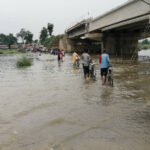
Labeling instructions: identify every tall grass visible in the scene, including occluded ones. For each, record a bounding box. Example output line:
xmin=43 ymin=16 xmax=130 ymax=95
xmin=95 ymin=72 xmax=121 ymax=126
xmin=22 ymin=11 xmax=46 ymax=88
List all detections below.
xmin=16 ymin=56 xmax=32 ymax=68
xmin=0 ymin=49 xmax=26 ymax=54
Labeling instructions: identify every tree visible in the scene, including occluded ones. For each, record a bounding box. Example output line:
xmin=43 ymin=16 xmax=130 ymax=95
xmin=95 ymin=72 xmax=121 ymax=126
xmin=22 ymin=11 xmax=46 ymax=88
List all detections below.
xmin=39 ymin=23 xmax=54 ymax=47
xmin=6 ymin=34 xmax=17 ymax=49
xmin=43 ymin=36 xmax=54 ymax=47
xmin=17 ymin=28 xmax=27 ymax=44
xmin=17 ymin=28 xmax=34 ymax=44
xmin=47 ymin=23 xmax=54 ymax=36
xmin=142 ymin=39 xmax=150 ymax=45
xmin=34 ymin=39 xmax=38 ymax=43
xmin=0 ymin=33 xmax=17 ymax=49
xmin=24 ymin=31 xmax=33 ymax=44
xmin=40 ymin=27 xmax=48 ymax=44
xmin=0 ymin=34 xmax=7 ymax=44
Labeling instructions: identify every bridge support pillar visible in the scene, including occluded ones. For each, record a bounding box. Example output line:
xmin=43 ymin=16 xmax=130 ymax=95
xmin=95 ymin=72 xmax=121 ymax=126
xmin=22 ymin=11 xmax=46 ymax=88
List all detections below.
xmin=103 ymin=33 xmax=116 ymax=55
xmin=59 ymin=35 xmax=75 ymax=52
xmin=103 ymin=31 xmax=140 ymax=58
xmin=66 ymin=39 xmax=75 ymax=52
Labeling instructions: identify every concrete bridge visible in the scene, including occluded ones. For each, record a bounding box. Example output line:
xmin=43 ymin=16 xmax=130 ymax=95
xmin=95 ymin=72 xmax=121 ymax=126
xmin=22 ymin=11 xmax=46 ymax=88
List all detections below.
xmin=62 ymin=0 xmax=150 ymax=57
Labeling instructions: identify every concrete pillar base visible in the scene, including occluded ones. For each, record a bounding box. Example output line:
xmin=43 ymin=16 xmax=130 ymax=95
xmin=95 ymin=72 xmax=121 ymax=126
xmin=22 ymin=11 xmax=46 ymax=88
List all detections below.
xmin=59 ymin=35 xmax=75 ymax=52
xmin=103 ymin=31 xmax=140 ymax=58
xmin=59 ymin=35 xmax=101 ymax=53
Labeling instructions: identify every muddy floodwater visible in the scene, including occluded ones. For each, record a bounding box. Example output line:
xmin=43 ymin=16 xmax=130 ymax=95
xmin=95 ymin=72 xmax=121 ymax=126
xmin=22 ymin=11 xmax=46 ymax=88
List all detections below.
xmin=0 ymin=53 xmax=150 ymax=150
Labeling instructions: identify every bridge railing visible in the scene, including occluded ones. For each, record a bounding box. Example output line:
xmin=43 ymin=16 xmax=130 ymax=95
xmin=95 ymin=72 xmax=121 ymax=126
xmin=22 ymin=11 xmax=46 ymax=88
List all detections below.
xmin=65 ymin=16 xmax=93 ymax=33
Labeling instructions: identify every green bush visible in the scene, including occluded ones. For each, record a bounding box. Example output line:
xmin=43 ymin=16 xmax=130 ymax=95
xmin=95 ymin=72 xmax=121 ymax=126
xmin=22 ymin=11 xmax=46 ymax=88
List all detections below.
xmin=16 ymin=56 xmax=32 ymax=67
xmin=140 ymin=44 xmax=150 ymax=50
xmin=43 ymin=34 xmax=64 ymax=48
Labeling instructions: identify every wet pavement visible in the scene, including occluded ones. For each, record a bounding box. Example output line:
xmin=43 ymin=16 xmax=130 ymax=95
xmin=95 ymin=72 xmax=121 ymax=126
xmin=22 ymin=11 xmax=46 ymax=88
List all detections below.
xmin=0 ymin=53 xmax=150 ymax=150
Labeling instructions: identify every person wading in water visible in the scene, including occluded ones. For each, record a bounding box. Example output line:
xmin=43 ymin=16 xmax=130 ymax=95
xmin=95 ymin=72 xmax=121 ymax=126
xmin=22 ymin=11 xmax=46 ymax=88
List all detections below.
xmin=72 ymin=51 xmax=79 ymax=66
xmin=99 ymin=49 xmax=110 ymax=85
xmin=57 ymin=49 xmax=61 ymax=61
xmin=82 ymin=49 xmax=91 ymax=80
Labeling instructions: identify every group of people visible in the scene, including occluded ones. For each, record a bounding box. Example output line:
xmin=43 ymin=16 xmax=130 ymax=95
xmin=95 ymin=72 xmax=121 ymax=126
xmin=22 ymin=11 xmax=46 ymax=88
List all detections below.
xmin=72 ymin=49 xmax=110 ymax=85
xmin=51 ymin=49 xmax=65 ymax=56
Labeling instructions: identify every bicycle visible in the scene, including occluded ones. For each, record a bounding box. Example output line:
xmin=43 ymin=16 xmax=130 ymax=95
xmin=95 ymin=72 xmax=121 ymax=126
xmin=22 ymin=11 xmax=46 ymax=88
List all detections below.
xmin=106 ymin=65 xmax=113 ymax=86
xmin=75 ymin=56 xmax=80 ymax=68
xmin=89 ymin=62 xmax=96 ymax=80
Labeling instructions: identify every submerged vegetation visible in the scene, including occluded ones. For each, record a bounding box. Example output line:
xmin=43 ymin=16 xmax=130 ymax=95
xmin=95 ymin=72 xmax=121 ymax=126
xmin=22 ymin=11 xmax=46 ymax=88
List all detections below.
xmin=16 ymin=56 xmax=32 ymax=68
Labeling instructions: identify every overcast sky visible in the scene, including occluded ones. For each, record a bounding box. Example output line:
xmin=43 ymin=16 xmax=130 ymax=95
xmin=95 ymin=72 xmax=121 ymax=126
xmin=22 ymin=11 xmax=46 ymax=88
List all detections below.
xmin=0 ymin=0 xmax=128 ymax=39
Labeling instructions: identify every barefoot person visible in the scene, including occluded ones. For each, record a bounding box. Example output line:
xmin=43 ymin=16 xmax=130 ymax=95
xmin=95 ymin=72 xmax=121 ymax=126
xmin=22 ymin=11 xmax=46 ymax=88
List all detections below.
xmin=100 ymin=49 xmax=110 ymax=85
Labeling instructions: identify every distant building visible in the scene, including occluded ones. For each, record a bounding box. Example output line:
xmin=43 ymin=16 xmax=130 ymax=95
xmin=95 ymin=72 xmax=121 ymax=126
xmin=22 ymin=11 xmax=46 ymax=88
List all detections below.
xmin=0 ymin=45 xmax=8 ymax=49
xmin=10 ymin=45 xmax=18 ymax=49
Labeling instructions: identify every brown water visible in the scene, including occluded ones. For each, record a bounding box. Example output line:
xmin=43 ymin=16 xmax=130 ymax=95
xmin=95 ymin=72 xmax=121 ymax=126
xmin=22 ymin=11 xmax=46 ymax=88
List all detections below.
xmin=0 ymin=53 xmax=150 ymax=150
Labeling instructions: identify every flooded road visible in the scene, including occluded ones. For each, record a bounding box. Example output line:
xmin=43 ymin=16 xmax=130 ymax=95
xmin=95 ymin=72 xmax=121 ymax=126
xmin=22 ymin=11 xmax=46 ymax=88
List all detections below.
xmin=0 ymin=53 xmax=150 ymax=150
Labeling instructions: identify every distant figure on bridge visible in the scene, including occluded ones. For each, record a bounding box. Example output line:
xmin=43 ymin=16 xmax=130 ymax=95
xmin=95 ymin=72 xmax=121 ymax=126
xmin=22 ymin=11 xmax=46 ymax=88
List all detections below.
xmin=82 ymin=49 xmax=91 ymax=80
xmin=99 ymin=49 xmax=110 ymax=85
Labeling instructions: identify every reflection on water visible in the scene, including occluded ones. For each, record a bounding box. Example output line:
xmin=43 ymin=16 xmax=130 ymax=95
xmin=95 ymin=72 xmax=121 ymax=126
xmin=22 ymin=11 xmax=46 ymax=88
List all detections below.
xmin=0 ymin=53 xmax=150 ymax=150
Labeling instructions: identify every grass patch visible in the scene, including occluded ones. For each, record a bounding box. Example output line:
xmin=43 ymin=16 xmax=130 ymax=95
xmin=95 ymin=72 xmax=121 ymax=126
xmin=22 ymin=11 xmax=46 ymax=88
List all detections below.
xmin=141 ymin=44 xmax=150 ymax=50
xmin=16 ymin=56 xmax=32 ymax=68
xmin=0 ymin=49 xmax=26 ymax=54
xmin=19 ymin=49 xmax=26 ymax=53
